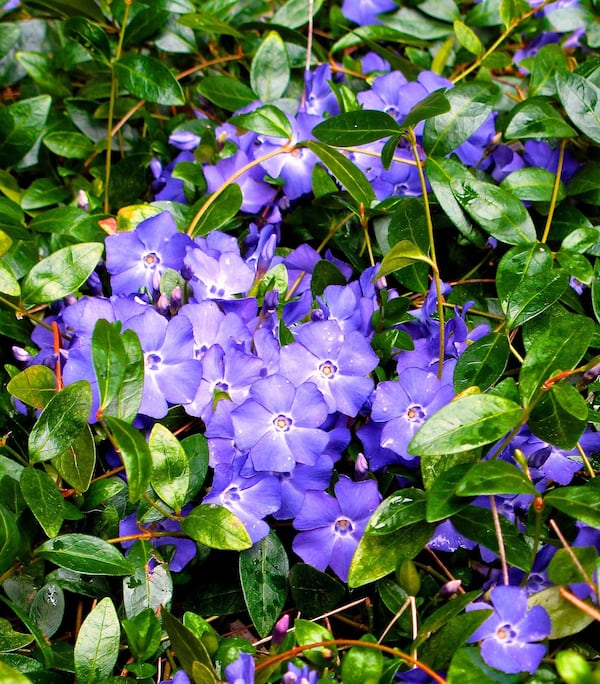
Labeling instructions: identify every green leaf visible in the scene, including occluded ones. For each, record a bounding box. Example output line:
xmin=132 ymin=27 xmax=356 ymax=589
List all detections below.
xmin=196 ymin=75 xmax=256 ymax=111
xmin=423 ymin=81 xmax=500 ymax=156
xmin=501 ymin=167 xmax=565 ymax=204
xmin=312 ymin=110 xmax=401 ymax=147
xmin=453 ymin=507 xmax=532 ymax=571
xmin=122 ymin=541 xmax=173 ymax=619
xmin=414 ymin=591 xmax=482 ymax=649
xmin=496 ymin=242 xmax=553 ymax=310
xmin=453 ymin=20 xmax=484 ymax=55
xmin=15 ymin=51 xmax=71 ymax=97
xmin=307 ymin=141 xmax=376 ymax=207
xmin=0 ymin=595 xmax=54 ymax=668
xmin=348 ymin=522 xmax=436 ymax=588
xmin=229 ymin=105 xmax=293 ymax=139
xmin=0 ymin=260 xmax=19 ymax=296
xmin=28 ymin=381 xmax=92 ymax=463
xmin=504 ymin=268 xmax=569 ymax=329
xmin=6 ymin=365 xmax=56 ymax=410
xmin=500 ymin=0 xmax=528 ymax=29
xmin=271 ymin=0 xmax=324 ymax=28
xmin=0 ymin=617 xmax=33 ymax=652
xmin=556 ymin=248 xmax=594 ymax=285
xmin=0 ymin=504 xmax=19 ymax=576
xmin=36 ymin=534 xmax=132 ymax=575
xmin=528 ymin=382 xmax=588 ymax=450
xmin=341 ymin=634 xmax=383 ymax=684
xmin=556 ymin=70 xmax=600 ymax=144
xmin=53 ymin=425 xmax=96 ymax=493
xmin=92 ymin=320 xmax=127 ymax=414
xmin=188 ymin=183 xmax=243 ymax=238
xmin=294 ymin=619 xmax=337 ymax=667
xmin=548 ymin=546 xmax=599 ymax=585
xmin=161 ymin=608 xmax=216 ymax=679
xmin=21 ymin=178 xmax=70 ymax=210
xmin=25 ymin=0 xmax=105 ymax=21
xmin=448 ymin=646 xmax=521 ymax=683
xmin=43 ymin=131 xmax=94 ymax=159
xmin=104 ymin=417 xmax=152 ymax=503
xmin=63 ymin=16 xmax=111 ymax=64
xmin=530 ymin=44 xmax=568 ymax=97
xmin=181 ymin=504 xmax=252 ymax=550
xmin=103 ymin=328 xmax=144 ymax=423
xmin=288 ymin=563 xmax=345 ymax=618
xmin=239 ymin=531 xmax=288 ymax=637
xmin=21 ymin=242 xmax=103 ymax=307
xmin=504 ymin=97 xmax=576 ymax=139
xmin=114 ymin=54 xmax=185 ymax=106
xmin=450 ymin=176 xmax=537 ymax=245
xmin=421 ymin=449 xmax=481 ymax=491
xmin=0 ymin=23 xmax=20 ymax=61
xmin=20 ymin=467 xmax=65 ymax=537
xmin=519 ymin=314 xmax=593 ymax=404
xmin=401 ymin=87 xmax=451 ymax=128
xmin=149 ymin=423 xmax=190 ymax=514
xmin=0 ymin=95 xmax=52 ymax=167
xmin=250 ymin=31 xmax=289 ymax=102
xmin=425 ymin=463 xmax=474 ymax=521
xmin=408 ymin=394 xmax=523 ymax=456
xmin=376 ymin=239 xmax=432 ymax=279
xmin=528 ymin=586 xmax=594 ymax=638
xmin=454 ymin=333 xmax=510 ymax=393
xmin=545 ymin=482 xmax=600 ymax=528
xmin=29 ymin=582 xmax=64 ymax=640
xmin=366 ymin=489 xmax=427 ymax=535
xmin=310 ymin=260 xmax=347 ymax=298
xmin=178 ymin=12 xmax=244 ymax=38
xmin=121 ymin=608 xmax=162 ymax=662
xmin=74 ymin=598 xmax=120 ymax=684
xmin=455 ymin=460 xmax=537 ymax=496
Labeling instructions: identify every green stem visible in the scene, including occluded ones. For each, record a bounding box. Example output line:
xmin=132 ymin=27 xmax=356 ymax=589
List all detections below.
xmin=0 ymin=295 xmax=53 ymax=330
xmin=541 ymin=138 xmax=566 ymax=244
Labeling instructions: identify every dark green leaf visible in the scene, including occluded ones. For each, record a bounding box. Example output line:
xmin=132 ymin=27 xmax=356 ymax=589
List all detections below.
xmin=519 ymin=313 xmax=593 ymax=404
xmin=230 ymin=105 xmax=293 ymax=139
xmin=122 ymin=608 xmax=162 ymax=662
xmin=20 ymin=467 xmax=65 ymax=537
xmin=421 ymin=449 xmax=481 ymax=490
xmin=0 ymin=504 xmax=19 ymax=576
xmin=530 ymin=43 xmax=568 ymax=97
xmin=288 ymin=563 xmax=345 ymax=618
xmin=63 ymin=16 xmax=111 ymax=64
xmin=450 ymin=176 xmax=536 ymax=245
xmin=92 ymin=319 xmax=127 ymax=414
xmin=196 ymin=76 xmax=256 ymax=111
xmin=448 ymin=646 xmax=520 ymax=683
xmin=423 ymin=81 xmax=500 ymax=156
xmin=239 ymin=531 xmax=288 ymax=637
xmin=0 ymin=617 xmax=33 ymax=652
xmin=188 ymin=183 xmax=243 ymax=238
xmin=366 ymin=489 xmax=427 ymax=535
xmin=29 ymin=582 xmax=64 ymax=639
xmin=307 ymin=141 xmax=376 ymax=207
xmin=36 ymin=534 xmax=133 ymax=575
xmin=455 ymin=460 xmax=536 ymax=496
xmin=0 ymin=595 xmax=54 ymax=668
xmin=408 ymin=394 xmax=523 ymax=456
xmin=505 ymin=268 xmax=570 ymax=329
xmin=25 ymin=0 xmax=104 ymax=21
xmin=504 ymin=97 xmax=576 ymax=139
xmin=114 ymin=54 xmax=184 ymax=106
xmin=312 ymin=110 xmax=401 ymax=146
xmin=556 ymin=70 xmax=600 ymax=144
xmin=250 ymin=30 xmax=289 ymax=102
xmin=171 ymin=162 xmax=207 ymax=193
xmin=74 ymin=597 xmax=120 ymax=684
xmin=149 ymin=423 xmax=190 ymax=513
xmin=529 ymin=382 xmax=588 ymax=449
xmin=21 ymin=242 xmax=104 ymax=307
xmin=181 ymin=504 xmax=252 ymax=550
xmin=53 ymin=425 xmax=96 ymax=493
xmin=454 ymin=333 xmax=510 ymax=393
xmin=311 ymin=259 xmax=347 ymax=298
xmin=28 ymin=381 xmax=92 ymax=463
xmin=414 ymin=591 xmax=482 ymax=649
xmin=21 ymin=178 xmax=70 ymax=210
xmin=104 ymin=417 xmax=152 ymax=503
xmin=501 ymin=167 xmax=565 ymax=204
xmin=548 ymin=546 xmax=599 ymax=585
xmin=341 ymin=634 xmax=383 ymax=684
xmin=15 ymin=51 xmax=71 ymax=97
xmin=178 ymin=12 xmax=243 ymax=38
xmin=103 ymin=328 xmax=144 ymax=424
xmin=453 ymin=20 xmax=484 ymax=55
xmin=6 ymin=365 xmax=56 ymax=410
xmin=425 ymin=463 xmax=474 ymax=521
xmin=0 ymin=95 xmax=52 ymax=167
xmin=43 ymin=131 xmax=94 ymax=159
xmin=545 ymin=482 xmax=600 ymax=528
xmin=496 ymin=242 xmax=553 ymax=310
xmin=402 ymin=87 xmax=451 ymax=128
xmin=271 ymin=0 xmax=325 ymax=28
xmin=161 ymin=608 xmax=216 ymax=678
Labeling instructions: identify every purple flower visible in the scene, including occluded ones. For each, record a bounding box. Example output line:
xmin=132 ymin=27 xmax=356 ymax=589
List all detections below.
xmin=224 ymin=652 xmax=255 ymax=684
xmin=301 ymin=64 xmax=340 ymax=117
xmin=159 ymin=671 xmax=191 ymax=684
xmin=341 ymin=0 xmax=397 ymax=25
xmin=282 ymin=662 xmax=319 ymax=684
xmin=184 ymin=242 xmax=255 ymax=301
xmin=467 ymin=585 xmax=551 ymax=674
xmin=292 ymin=475 xmax=381 ymax=582
xmin=231 ymin=374 xmax=330 ymax=472
xmin=105 ymin=211 xmax=192 ymax=296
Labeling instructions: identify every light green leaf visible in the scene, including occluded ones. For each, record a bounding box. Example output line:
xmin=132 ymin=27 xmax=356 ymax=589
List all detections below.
xmin=181 ymin=504 xmax=252 ymax=550
xmin=36 ymin=534 xmax=133 ymax=575
xmin=453 ymin=20 xmax=484 ymax=55
xmin=250 ymin=31 xmax=289 ymax=102
xmin=6 ymin=365 xmax=56 ymax=410
xmin=92 ymin=319 xmax=127 ymax=414
xmin=114 ymin=54 xmax=185 ymax=106
xmin=229 ymin=105 xmax=293 ymax=139
xmin=74 ymin=598 xmax=120 ymax=684
xmin=149 ymin=423 xmax=190 ymax=514
xmin=196 ymin=75 xmax=256 ymax=111
xmin=53 ymin=425 xmax=96 ymax=493
xmin=556 ymin=70 xmax=600 ymax=144
xmin=0 ymin=260 xmax=19 ymax=296
xmin=455 ymin=460 xmax=536 ymax=496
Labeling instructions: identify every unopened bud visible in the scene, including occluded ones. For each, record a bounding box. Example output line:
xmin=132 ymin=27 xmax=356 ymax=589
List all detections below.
xmin=396 ymin=558 xmax=421 ymax=596
xmin=77 ymin=189 xmax=90 ymax=211
xmin=271 ymin=613 xmax=290 ymax=646
xmin=439 ymin=579 xmax=462 ymax=598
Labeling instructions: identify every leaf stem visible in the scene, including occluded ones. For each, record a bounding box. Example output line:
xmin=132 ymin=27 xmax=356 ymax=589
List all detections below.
xmin=540 ymin=138 xmax=566 ymax=244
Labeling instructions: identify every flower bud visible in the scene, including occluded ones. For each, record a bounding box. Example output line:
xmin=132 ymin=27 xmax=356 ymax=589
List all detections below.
xmin=395 ymin=558 xmax=420 ymax=596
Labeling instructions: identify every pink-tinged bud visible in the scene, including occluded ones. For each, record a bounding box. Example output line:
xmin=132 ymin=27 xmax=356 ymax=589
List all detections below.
xmin=355 ymin=452 xmax=370 ymax=480
xmin=271 ymin=613 xmax=290 ymax=646
xmin=156 ymin=293 xmax=169 ymax=315
xmin=12 ymin=346 xmax=32 ymax=364
xmin=439 ymin=579 xmax=462 ymax=598
xmin=77 ymin=189 xmax=90 ymax=211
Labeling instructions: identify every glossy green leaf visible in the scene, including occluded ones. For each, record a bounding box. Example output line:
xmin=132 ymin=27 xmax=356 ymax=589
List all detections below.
xmin=21 ymin=178 xmax=70 ymax=210
xmin=307 ymin=141 xmax=376 ymax=206
xmin=36 ymin=534 xmax=132 ymax=575
xmin=425 ymin=463 xmax=474 ymax=521
xmin=453 ymin=507 xmax=532 ymax=571
xmin=504 ymin=267 xmax=569 ymax=329
xmin=122 ymin=541 xmax=173 ymax=619
xmin=501 ymin=167 xmax=565 ymax=204
xmin=341 ymin=634 xmax=383 ymax=684
xmin=188 ymin=183 xmax=243 ymax=237
xmin=0 ymin=504 xmax=19 ymax=576
xmin=500 ymin=0 xmax=528 ymax=29
xmin=453 ymin=20 xmax=484 ymax=55
xmin=504 ymin=97 xmax=576 ymax=139
xmin=74 ymin=597 xmax=120 ymax=684
xmin=43 ymin=131 xmax=94 ymax=159
xmin=250 ymin=31 xmax=289 ymax=102
xmin=409 ymin=394 xmax=522 ymax=456
xmin=454 ymin=333 xmax=510 ymax=393
xmin=29 ymin=582 xmax=64 ymax=640
xmin=423 ymin=81 xmax=500 ymax=156
xmin=271 ymin=0 xmax=324 ymax=28
xmin=121 ymin=608 xmax=162 ymax=662
xmin=528 ymin=586 xmax=594 ymax=638
xmin=294 ymin=619 xmax=337 ymax=667
xmin=178 ymin=12 xmax=243 ymax=38
xmin=496 ymin=242 xmax=553 ymax=309
xmin=450 ymin=176 xmax=537 ymax=245
xmin=402 ymin=87 xmax=451 ymax=128
xmin=63 ymin=16 xmax=111 ymax=64
xmin=149 ymin=423 xmax=190 ymax=514
xmin=455 ymin=460 xmax=536 ymax=496
xmin=20 ymin=467 xmax=65 ymax=537
xmin=0 ymin=617 xmax=33 ymax=652
xmin=366 ymin=489 xmax=427 ymax=535
xmin=448 ymin=646 xmax=520 ymax=683
xmin=548 ymin=546 xmax=599 ymax=585
xmin=413 ymin=591 xmax=482 ymax=650
xmin=104 ymin=416 xmax=152 ymax=503
xmin=0 ymin=260 xmax=19 ymax=296
xmin=239 ymin=531 xmax=288 ymax=637
xmin=25 ymin=0 xmax=104 ymax=21
xmin=376 ymin=239 xmax=432 ymax=279
xmin=229 ymin=105 xmax=293 ymax=139
xmin=545 ymin=482 xmax=600 ymax=528
xmin=114 ymin=54 xmax=185 ymax=106
xmin=348 ymin=522 xmax=436 ymax=588
xmin=103 ymin=328 xmax=144 ymax=423
xmin=92 ymin=319 xmax=127 ymax=414
xmin=0 ymin=595 xmax=53 ymax=668
xmin=528 ymin=382 xmax=588 ymax=449
xmin=161 ymin=608 xmax=216 ymax=678
xmin=556 ymin=248 xmax=594 ymax=285
xmin=16 ymin=51 xmax=71 ymax=96
xmin=311 ymin=260 xmax=347 ymax=298
xmin=519 ymin=314 xmax=593 ymax=404
xmin=6 ymin=365 xmax=56 ymax=410
xmin=181 ymin=504 xmax=252 ymax=550
xmin=421 ymin=449 xmax=481 ymax=491
xmin=312 ymin=110 xmax=401 ymax=146
xmin=0 ymin=94 xmax=51 ymax=166
xmin=530 ymin=43 xmax=568 ymax=97
xmin=556 ymin=70 xmax=600 ymax=144
xmin=53 ymin=425 xmax=96 ymax=493
xmin=28 ymin=380 xmax=92 ymax=463
xmin=21 ymin=242 xmax=103 ymax=307
xmin=196 ymin=75 xmax=256 ymax=111
xmin=288 ymin=563 xmax=345 ymax=618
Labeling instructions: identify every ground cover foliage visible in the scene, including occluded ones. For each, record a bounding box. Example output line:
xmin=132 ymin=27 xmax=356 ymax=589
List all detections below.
xmin=1 ymin=0 xmax=600 ymax=681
